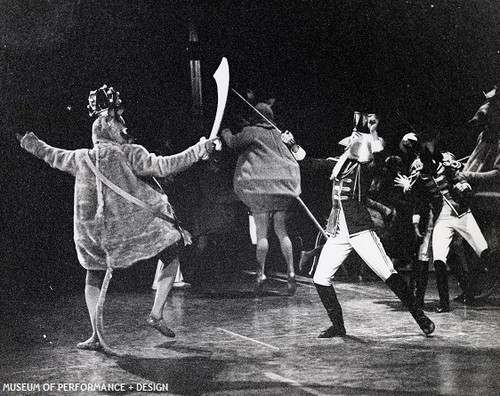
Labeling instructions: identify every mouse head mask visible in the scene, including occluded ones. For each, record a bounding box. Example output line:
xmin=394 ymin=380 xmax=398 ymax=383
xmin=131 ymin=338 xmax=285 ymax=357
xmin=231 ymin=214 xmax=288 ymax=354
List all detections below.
xmin=88 ymin=85 xmax=131 ymax=144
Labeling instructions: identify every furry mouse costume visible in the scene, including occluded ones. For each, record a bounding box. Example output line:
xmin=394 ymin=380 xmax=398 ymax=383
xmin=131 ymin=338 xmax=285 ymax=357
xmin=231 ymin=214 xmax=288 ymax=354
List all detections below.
xmin=18 ymin=85 xmax=215 ymax=353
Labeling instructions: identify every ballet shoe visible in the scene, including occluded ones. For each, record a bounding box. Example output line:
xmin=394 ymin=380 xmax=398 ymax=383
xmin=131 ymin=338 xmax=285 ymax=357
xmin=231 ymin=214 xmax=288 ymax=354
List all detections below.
xmin=287 ymin=275 xmax=297 ymax=295
xmin=77 ymin=337 xmax=102 ymax=351
xmin=255 ymin=273 xmax=266 ymax=296
xmin=147 ymin=315 xmax=176 ymax=338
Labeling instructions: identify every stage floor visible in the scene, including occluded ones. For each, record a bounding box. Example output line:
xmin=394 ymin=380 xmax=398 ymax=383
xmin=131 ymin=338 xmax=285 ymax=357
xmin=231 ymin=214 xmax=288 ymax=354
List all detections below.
xmin=1 ymin=271 xmax=499 ymax=396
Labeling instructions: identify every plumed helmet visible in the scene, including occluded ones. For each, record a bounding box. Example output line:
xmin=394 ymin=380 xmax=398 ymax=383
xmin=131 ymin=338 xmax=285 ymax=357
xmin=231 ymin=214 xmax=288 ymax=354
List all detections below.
xmin=339 ymin=133 xmax=385 ymax=163
xmin=337 ymin=111 xmax=383 ymax=163
xmin=385 ymin=155 xmax=403 ymax=172
xmin=348 ymin=109 xmax=381 ymax=132
xmin=88 ymin=85 xmax=123 ymax=118
xmin=399 ymin=132 xmax=419 ymax=153
xmin=483 ymin=84 xmax=498 ymax=101
xmin=352 ymin=111 xmax=370 ymax=133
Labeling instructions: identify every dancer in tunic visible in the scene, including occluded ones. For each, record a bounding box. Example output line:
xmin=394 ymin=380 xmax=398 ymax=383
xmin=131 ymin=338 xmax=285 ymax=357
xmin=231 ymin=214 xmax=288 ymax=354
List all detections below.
xmin=221 ymin=101 xmax=301 ymax=295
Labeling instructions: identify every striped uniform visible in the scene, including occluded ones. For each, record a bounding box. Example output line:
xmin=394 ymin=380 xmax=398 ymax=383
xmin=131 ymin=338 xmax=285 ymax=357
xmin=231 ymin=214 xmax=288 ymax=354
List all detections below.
xmin=314 ymin=155 xmax=397 ymax=286
xmin=410 ymin=152 xmax=488 ymax=264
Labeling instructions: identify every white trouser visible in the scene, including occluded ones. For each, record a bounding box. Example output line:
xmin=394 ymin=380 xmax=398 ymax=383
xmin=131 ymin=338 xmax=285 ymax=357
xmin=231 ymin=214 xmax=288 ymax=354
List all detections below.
xmin=432 ymin=205 xmax=488 ymax=263
xmin=313 ymin=209 xmax=397 ymax=286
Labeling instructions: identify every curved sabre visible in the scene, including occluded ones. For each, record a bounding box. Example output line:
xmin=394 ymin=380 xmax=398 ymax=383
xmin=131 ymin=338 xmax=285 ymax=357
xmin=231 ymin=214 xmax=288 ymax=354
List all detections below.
xmin=209 ymin=57 xmax=230 ymax=141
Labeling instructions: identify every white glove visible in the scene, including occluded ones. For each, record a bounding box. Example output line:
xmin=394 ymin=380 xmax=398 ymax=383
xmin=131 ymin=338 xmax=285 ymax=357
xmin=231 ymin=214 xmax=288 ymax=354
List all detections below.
xmin=199 ymin=137 xmax=220 ymax=160
xmin=281 ymin=130 xmax=295 ymax=145
xmin=394 ymin=174 xmax=413 ymax=192
xmin=455 ymin=182 xmax=472 ymax=193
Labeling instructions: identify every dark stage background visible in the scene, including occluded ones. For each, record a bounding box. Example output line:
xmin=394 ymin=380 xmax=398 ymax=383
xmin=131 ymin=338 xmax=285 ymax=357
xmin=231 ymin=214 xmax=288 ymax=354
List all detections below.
xmin=1 ymin=0 xmax=499 ymax=307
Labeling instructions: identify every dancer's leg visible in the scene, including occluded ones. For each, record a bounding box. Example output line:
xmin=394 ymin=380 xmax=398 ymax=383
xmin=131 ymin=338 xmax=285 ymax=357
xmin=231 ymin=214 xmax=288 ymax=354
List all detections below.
xmin=273 ymin=210 xmax=296 ymax=294
xmin=253 ymin=212 xmax=272 ymax=294
xmin=313 ymin=236 xmax=351 ymax=337
xmin=78 ymin=269 xmax=105 ymax=349
xmin=413 ymin=261 xmax=429 ymax=310
xmin=151 ymin=244 xmax=179 ymax=317
xmin=150 ymin=257 xmax=179 ymax=320
xmin=151 ymin=260 xmax=163 ymax=290
xmin=147 ymin=244 xmax=180 ymax=337
xmin=254 ymin=212 xmax=271 ymax=274
xmin=351 ymin=231 xmax=434 ymax=335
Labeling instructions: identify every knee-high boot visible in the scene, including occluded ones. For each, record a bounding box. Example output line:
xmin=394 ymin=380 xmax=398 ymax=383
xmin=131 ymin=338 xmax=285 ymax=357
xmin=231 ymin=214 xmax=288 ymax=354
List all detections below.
xmin=451 ymin=262 xmax=474 ymax=304
xmin=469 ymin=249 xmax=491 ymax=298
xmin=385 ymin=273 xmax=435 ymax=335
xmin=314 ymin=283 xmax=346 ymax=338
xmin=413 ymin=261 xmax=429 ymax=310
xmin=434 ymin=260 xmax=450 ymax=312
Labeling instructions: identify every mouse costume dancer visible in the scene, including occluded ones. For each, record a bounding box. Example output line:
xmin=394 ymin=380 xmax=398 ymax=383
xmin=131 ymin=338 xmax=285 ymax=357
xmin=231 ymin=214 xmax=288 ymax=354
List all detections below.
xmin=313 ymin=112 xmax=434 ymax=338
xmin=463 ymin=84 xmax=500 ymax=186
xmin=458 ymin=85 xmax=500 ymax=300
xmin=17 ymin=85 xmax=217 ymax=353
xmin=221 ymin=101 xmax=301 ymax=295
xmin=396 ymin=133 xmax=489 ymax=311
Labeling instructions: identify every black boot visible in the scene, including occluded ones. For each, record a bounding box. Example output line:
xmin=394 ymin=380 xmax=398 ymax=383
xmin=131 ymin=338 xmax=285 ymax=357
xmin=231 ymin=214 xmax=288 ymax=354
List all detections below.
xmin=452 ymin=263 xmax=475 ymax=305
xmin=314 ymin=283 xmax=346 ymax=338
xmin=467 ymin=249 xmax=491 ymax=301
xmin=386 ymin=273 xmax=435 ymax=335
xmin=413 ymin=261 xmax=429 ymax=310
xmin=434 ymin=260 xmax=450 ymax=312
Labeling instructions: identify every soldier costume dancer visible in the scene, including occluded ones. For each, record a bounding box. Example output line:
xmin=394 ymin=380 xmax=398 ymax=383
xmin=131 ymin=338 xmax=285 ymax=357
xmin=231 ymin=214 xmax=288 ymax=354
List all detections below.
xmin=410 ymin=204 xmax=434 ymax=310
xmin=17 ymin=85 xmax=218 ymax=352
xmin=396 ymin=133 xmax=489 ymax=312
xmin=313 ymin=112 xmax=435 ymax=338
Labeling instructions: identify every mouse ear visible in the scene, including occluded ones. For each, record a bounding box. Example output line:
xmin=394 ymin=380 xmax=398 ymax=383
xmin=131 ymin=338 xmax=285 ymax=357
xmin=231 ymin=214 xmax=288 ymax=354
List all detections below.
xmin=266 ymin=98 xmax=276 ymax=107
xmin=245 ymin=89 xmax=255 ymax=102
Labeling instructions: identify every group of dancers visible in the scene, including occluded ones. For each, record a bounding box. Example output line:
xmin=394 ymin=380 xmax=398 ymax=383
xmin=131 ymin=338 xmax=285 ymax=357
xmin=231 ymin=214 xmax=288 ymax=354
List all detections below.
xmin=17 ymin=82 xmax=499 ymax=351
